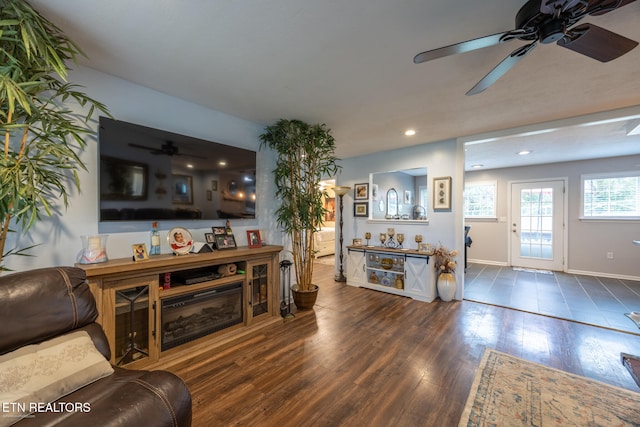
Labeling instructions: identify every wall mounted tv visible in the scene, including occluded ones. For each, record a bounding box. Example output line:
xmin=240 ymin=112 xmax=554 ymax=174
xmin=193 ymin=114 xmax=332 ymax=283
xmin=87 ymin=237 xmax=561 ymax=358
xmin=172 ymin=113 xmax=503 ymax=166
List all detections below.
xmin=99 ymin=117 xmax=256 ymax=222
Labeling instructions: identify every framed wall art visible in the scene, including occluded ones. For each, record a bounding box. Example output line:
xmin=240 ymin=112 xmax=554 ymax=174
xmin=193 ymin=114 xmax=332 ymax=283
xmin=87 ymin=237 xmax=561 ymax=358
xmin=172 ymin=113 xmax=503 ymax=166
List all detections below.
xmin=433 ymin=176 xmax=452 ymax=210
xmin=354 ymin=202 xmax=369 ymax=217
xmin=354 ymin=183 xmax=369 ymax=200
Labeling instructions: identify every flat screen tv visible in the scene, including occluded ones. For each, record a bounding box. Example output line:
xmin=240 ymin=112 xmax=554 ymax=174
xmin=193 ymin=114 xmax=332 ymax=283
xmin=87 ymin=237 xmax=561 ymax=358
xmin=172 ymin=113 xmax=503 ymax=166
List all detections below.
xmin=99 ymin=117 xmax=256 ymax=222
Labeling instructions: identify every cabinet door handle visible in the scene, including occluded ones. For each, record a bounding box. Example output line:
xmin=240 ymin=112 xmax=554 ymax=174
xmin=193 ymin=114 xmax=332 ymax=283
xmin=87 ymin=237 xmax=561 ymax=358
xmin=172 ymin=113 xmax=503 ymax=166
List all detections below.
xmin=152 ymin=301 xmax=157 ymax=339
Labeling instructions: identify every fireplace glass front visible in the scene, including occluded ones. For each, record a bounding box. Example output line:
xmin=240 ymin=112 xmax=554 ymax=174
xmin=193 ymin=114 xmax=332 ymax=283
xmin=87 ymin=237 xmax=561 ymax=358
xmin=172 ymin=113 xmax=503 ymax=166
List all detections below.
xmin=161 ymin=281 xmax=243 ymax=351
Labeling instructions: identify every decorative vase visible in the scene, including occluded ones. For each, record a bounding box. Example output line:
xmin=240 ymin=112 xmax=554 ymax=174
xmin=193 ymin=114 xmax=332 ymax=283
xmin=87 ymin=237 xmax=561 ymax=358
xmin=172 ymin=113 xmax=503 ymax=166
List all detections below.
xmin=437 ymin=272 xmax=456 ymax=302
xmin=291 ymin=284 xmax=319 ymax=310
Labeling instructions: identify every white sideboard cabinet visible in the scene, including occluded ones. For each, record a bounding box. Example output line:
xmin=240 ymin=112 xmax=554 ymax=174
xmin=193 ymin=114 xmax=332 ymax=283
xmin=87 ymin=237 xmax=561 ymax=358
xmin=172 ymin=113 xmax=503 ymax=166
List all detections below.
xmin=346 ymin=246 xmax=436 ymax=302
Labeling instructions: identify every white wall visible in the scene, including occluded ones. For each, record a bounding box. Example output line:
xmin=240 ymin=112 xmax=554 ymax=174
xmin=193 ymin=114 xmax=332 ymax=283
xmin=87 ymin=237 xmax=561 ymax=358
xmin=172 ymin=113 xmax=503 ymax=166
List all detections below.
xmin=3 ymin=67 xmax=280 ymax=272
xmin=336 ymin=138 xmax=466 ymax=298
xmin=465 ymin=154 xmax=640 ymax=279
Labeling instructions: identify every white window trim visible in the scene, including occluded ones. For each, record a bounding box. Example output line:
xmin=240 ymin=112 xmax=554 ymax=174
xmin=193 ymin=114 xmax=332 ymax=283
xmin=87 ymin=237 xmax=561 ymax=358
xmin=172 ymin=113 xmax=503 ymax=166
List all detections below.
xmin=464 ymin=180 xmax=497 ymax=219
xmin=580 ymin=171 xmax=640 ymax=220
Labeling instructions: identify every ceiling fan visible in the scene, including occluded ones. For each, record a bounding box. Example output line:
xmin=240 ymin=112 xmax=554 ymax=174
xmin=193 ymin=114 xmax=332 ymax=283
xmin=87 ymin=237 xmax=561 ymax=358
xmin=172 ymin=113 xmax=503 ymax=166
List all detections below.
xmin=128 ymin=141 xmax=207 ymax=159
xmin=413 ymin=0 xmax=638 ymax=95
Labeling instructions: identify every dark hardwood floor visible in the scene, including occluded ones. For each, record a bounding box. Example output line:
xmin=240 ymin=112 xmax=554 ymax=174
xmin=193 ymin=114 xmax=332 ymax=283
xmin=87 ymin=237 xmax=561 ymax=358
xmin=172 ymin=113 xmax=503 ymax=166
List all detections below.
xmin=168 ymin=263 xmax=640 ymax=426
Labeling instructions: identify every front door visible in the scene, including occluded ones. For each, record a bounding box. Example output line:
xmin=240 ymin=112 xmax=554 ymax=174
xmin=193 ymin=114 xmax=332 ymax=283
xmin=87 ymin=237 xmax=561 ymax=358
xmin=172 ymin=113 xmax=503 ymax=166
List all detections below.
xmin=510 ymin=180 xmax=566 ymax=271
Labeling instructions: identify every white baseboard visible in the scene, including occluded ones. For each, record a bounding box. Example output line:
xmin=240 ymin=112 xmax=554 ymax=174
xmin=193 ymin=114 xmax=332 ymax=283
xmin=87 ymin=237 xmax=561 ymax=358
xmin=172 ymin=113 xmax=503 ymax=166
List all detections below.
xmin=467 ymin=259 xmax=508 ymax=267
xmin=566 ymin=269 xmax=640 ymax=282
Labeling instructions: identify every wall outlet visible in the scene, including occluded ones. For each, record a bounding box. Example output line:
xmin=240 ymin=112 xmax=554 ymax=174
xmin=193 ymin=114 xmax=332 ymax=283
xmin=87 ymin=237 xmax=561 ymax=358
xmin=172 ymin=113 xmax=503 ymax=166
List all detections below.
xmin=607 ymin=252 xmax=614 ymax=260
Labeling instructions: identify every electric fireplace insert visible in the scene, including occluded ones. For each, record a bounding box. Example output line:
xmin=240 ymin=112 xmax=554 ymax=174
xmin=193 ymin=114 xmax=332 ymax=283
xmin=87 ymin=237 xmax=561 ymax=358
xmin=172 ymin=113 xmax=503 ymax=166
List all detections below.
xmin=161 ymin=281 xmax=243 ymax=351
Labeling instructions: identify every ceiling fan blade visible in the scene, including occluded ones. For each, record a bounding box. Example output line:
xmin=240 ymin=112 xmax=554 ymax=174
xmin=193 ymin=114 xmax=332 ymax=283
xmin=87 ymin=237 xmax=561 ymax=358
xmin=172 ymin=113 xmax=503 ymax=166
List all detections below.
xmin=588 ymin=0 xmax=636 ymax=16
xmin=128 ymin=143 xmax=159 ymax=151
xmin=558 ymin=23 xmax=638 ymax=62
xmin=540 ymin=0 xmax=583 ymax=15
xmin=466 ymin=42 xmax=537 ymax=96
xmin=413 ymin=32 xmax=507 ymax=64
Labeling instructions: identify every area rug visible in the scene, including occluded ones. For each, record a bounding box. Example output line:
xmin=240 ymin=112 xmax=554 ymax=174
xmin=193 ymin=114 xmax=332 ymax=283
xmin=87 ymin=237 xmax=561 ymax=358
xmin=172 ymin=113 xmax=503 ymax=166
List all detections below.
xmin=459 ymin=349 xmax=640 ymax=426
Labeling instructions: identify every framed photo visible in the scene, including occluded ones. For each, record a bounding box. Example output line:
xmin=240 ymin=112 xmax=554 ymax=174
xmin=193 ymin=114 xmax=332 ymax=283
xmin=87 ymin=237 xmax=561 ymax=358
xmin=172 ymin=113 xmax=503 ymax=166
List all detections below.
xmin=215 ymin=233 xmax=236 ymax=250
xmin=352 ymin=238 xmax=363 ymax=246
xmin=433 ymin=176 xmax=452 ymax=210
xmin=246 ymin=230 xmax=262 ymax=248
xmin=212 ymin=226 xmax=226 ymax=236
xmin=418 ymin=243 xmax=434 ymax=254
xmin=354 ymin=202 xmax=368 ymax=217
xmin=205 ymin=232 xmax=215 ymax=244
xmin=132 ymin=243 xmax=148 ymax=261
xmin=211 ymin=180 xmax=218 ymax=191
xmin=404 ymin=190 xmax=412 ymax=204
xmin=172 ymin=175 xmax=193 ymax=204
xmin=354 ymin=183 xmax=369 ymax=200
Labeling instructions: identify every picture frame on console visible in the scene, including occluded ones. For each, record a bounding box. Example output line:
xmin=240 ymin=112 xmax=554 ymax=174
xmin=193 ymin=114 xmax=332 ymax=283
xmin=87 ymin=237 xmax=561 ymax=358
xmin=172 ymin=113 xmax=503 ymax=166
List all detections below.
xmin=132 ymin=243 xmax=148 ymax=261
xmin=215 ymin=234 xmax=236 ymax=250
xmin=247 ymin=230 xmax=262 ymax=248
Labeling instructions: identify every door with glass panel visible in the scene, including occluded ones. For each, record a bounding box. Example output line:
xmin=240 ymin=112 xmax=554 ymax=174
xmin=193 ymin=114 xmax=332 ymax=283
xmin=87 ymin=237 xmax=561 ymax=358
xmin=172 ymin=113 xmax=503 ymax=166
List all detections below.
xmin=510 ymin=180 xmax=566 ymax=271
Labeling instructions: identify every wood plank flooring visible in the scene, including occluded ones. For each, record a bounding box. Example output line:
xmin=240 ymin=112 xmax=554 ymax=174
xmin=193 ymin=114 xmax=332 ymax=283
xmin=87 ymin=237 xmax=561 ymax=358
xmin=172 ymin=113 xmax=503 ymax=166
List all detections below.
xmin=167 ymin=263 xmax=640 ymax=426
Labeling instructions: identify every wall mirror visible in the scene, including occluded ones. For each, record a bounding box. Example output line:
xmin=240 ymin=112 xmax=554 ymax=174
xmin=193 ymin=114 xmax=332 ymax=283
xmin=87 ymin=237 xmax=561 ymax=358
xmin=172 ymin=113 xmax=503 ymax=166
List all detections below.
xmin=370 ymin=168 xmax=428 ymax=221
xmin=386 ymin=188 xmax=398 ymax=218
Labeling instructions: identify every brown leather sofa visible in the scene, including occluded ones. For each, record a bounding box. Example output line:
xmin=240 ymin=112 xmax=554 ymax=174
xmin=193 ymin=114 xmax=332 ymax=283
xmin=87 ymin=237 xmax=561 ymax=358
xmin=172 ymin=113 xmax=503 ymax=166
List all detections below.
xmin=0 ymin=267 xmax=192 ymax=426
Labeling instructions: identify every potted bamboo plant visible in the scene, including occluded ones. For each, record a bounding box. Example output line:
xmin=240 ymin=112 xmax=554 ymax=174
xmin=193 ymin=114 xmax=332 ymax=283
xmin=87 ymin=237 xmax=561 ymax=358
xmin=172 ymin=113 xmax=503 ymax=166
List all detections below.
xmin=0 ymin=0 xmax=110 ymax=270
xmin=259 ymin=119 xmax=340 ymax=309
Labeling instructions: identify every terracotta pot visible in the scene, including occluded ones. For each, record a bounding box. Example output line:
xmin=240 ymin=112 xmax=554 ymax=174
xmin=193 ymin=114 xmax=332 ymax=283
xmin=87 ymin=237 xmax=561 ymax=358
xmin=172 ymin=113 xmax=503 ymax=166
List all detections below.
xmin=437 ymin=272 xmax=456 ymax=302
xmin=291 ymin=284 xmax=319 ymax=310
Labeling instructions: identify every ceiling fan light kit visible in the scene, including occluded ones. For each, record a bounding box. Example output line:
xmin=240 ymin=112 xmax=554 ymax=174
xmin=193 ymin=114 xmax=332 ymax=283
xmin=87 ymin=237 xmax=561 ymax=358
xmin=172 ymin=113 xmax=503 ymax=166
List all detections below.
xmin=414 ymin=0 xmax=638 ymax=95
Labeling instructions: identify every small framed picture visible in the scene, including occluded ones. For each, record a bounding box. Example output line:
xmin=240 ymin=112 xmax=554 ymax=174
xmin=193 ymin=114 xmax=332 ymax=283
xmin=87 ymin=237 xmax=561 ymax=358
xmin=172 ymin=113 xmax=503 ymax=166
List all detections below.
xmin=354 ymin=202 xmax=368 ymax=217
xmin=132 ymin=243 xmax=148 ymax=261
xmin=404 ymin=190 xmax=412 ymax=204
xmin=215 ymin=234 xmax=236 ymax=250
xmin=352 ymin=238 xmax=363 ymax=246
xmin=211 ymin=180 xmax=218 ymax=191
xmin=247 ymin=230 xmax=262 ymax=248
xmin=354 ymin=183 xmax=369 ymax=200
xmin=212 ymin=226 xmax=226 ymax=236
xmin=418 ymin=243 xmax=434 ymax=254
xmin=433 ymin=176 xmax=452 ymax=210
xmin=205 ymin=232 xmax=215 ymax=244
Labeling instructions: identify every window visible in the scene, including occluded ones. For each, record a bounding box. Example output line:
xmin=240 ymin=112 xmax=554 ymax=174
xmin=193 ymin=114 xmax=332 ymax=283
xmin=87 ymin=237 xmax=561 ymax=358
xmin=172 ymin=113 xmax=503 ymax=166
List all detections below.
xmin=582 ymin=172 xmax=640 ymax=219
xmin=464 ymin=181 xmax=497 ymax=218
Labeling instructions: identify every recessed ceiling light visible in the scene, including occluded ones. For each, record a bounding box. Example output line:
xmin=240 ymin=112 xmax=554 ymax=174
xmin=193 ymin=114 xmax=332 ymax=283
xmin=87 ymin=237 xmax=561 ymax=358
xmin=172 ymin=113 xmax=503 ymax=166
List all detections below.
xmin=186 ymin=164 xmax=194 ymax=168
xmin=218 ymin=160 xmax=227 ymax=166
xmin=518 ymin=150 xmax=531 ymax=155
xmin=404 ymin=129 xmax=416 ymax=136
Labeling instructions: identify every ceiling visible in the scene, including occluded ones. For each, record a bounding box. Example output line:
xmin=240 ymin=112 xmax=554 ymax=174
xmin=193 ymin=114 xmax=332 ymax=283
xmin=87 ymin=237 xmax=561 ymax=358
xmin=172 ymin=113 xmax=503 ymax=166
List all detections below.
xmin=28 ymin=0 xmax=640 ymax=168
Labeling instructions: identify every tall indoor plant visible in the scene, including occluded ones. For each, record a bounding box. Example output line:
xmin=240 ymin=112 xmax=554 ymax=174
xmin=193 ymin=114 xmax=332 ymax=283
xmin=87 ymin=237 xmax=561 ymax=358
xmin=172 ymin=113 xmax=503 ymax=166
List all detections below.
xmin=0 ymin=0 xmax=110 ymax=270
xmin=259 ymin=119 xmax=340 ymax=309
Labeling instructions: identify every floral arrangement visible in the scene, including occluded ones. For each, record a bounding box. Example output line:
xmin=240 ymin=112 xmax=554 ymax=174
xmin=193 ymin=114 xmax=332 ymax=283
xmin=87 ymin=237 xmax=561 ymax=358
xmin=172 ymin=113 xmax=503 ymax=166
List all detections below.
xmin=433 ymin=243 xmax=458 ymax=274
